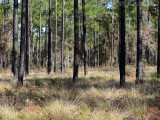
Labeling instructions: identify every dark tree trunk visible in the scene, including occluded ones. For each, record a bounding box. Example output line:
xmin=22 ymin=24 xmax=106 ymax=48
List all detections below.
xmin=45 ymin=5 xmax=48 ymax=67
xmin=128 ymin=17 xmax=131 ymax=64
xmin=25 ymin=0 xmax=29 ymax=75
xmin=3 ymin=0 xmax=7 ymax=70
xmin=119 ymin=0 xmax=125 ymax=87
xmin=157 ymin=1 xmax=160 ymax=76
xmin=105 ymin=34 xmax=107 ymax=66
xmin=30 ymin=0 xmax=33 ymax=68
xmin=111 ymin=0 xmax=114 ymax=68
xmin=13 ymin=0 xmax=18 ymax=81
xmin=39 ymin=0 xmax=41 ymax=70
xmin=136 ymin=0 xmax=143 ymax=84
xmin=145 ymin=0 xmax=150 ymax=64
xmin=36 ymin=32 xmax=38 ymax=68
xmin=18 ymin=0 xmax=26 ymax=86
xmin=54 ymin=0 xmax=57 ymax=72
xmin=97 ymin=31 xmax=99 ymax=67
xmin=82 ymin=0 xmax=88 ymax=75
xmin=94 ymin=31 xmax=96 ymax=67
xmin=88 ymin=49 xmax=90 ymax=67
xmin=118 ymin=24 xmax=120 ymax=64
xmin=73 ymin=0 xmax=79 ymax=83
xmin=48 ymin=0 xmax=52 ymax=74
xmin=61 ymin=0 xmax=64 ymax=73
xmin=133 ymin=14 xmax=136 ymax=65
xmin=80 ymin=17 xmax=84 ymax=65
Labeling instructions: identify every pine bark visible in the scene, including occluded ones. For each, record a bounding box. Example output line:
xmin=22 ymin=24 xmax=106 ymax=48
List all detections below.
xmin=30 ymin=0 xmax=33 ymax=68
xmin=3 ymin=0 xmax=7 ymax=69
xmin=157 ymin=1 xmax=160 ymax=76
xmin=136 ymin=0 xmax=143 ymax=84
xmin=36 ymin=32 xmax=38 ymax=68
xmin=82 ymin=0 xmax=88 ymax=75
xmin=13 ymin=0 xmax=18 ymax=81
xmin=25 ymin=0 xmax=29 ymax=75
xmin=18 ymin=0 xmax=26 ymax=86
xmin=61 ymin=0 xmax=65 ymax=73
xmin=111 ymin=0 xmax=114 ymax=68
xmin=145 ymin=0 xmax=149 ymax=64
xmin=73 ymin=0 xmax=79 ymax=83
xmin=48 ymin=0 xmax=52 ymax=74
xmin=45 ymin=5 xmax=48 ymax=67
xmin=119 ymin=0 xmax=126 ymax=87
xmin=54 ymin=0 xmax=57 ymax=72
xmin=39 ymin=0 xmax=41 ymax=70
xmin=97 ymin=31 xmax=99 ymax=67
xmin=94 ymin=31 xmax=96 ymax=67
xmin=105 ymin=34 xmax=107 ymax=66
xmin=128 ymin=17 xmax=131 ymax=64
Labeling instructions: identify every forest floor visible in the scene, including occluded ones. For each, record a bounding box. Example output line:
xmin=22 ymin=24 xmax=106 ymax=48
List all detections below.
xmin=0 ymin=66 xmax=159 ymax=120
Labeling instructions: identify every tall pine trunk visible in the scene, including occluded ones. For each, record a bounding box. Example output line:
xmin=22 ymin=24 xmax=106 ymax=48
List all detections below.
xmin=30 ymin=0 xmax=33 ymax=68
xmin=97 ymin=30 xmax=99 ymax=67
xmin=54 ymin=0 xmax=57 ymax=72
xmin=105 ymin=34 xmax=107 ymax=66
xmin=25 ymin=0 xmax=29 ymax=75
xmin=94 ymin=31 xmax=96 ymax=67
xmin=36 ymin=32 xmax=38 ymax=68
xmin=45 ymin=5 xmax=47 ymax=67
xmin=111 ymin=0 xmax=114 ymax=68
xmin=145 ymin=0 xmax=149 ymax=64
xmin=18 ymin=0 xmax=26 ymax=86
xmin=133 ymin=15 xmax=136 ymax=65
xmin=136 ymin=0 xmax=143 ymax=84
xmin=119 ymin=0 xmax=125 ymax=87
xmin=3 ymin=0 xmax=7 ymax=69
xmin=128 ymin=17 xmax=131 ymax=64
xmin=82 ymin=0 xmax=88 ymax=75
xmin=13 ymin=0 xmax=18 ymax=82
xmin=48 ymin=0 xmax=52 ymax=74
xmin=61 ymin=0 xmax=64 ymax=73
xmin=73 ymin=0 xmax=79 ymax=83
xmin=39 ymin=0 xmax=41 ymax=70
xmin=157 ymin=1 xmax=160 ymax=77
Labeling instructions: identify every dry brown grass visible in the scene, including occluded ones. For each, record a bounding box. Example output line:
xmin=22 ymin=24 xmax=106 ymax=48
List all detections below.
xmin=0 ymin=66 xmax=159 ymax=120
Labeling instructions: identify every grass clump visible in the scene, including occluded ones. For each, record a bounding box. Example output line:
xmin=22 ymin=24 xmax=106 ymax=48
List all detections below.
xmin=0 ymin=66 xmax=159 ymax=119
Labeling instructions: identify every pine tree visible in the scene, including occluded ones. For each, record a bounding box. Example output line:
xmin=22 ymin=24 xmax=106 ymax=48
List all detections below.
xmin=13 ymin=0 xmax=18 ymax=82
xmin=82 ymin=0 xmax=88 ymax=75
xmin=136 ymin=0 xmax=143 ymax=84
xmin=48 ymin=0 xmax=52 ymax=74
xmin=73 ymin=0 xmax=79 ymax=83
xmin=119 ymin=0 xmax=126 ymax=87
xmin=18 ymin=0 xmax=27 ymax=86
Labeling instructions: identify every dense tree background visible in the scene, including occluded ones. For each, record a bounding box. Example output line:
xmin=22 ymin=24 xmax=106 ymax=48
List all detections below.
xmin=0 ymin=0 xmax=159 ymax=76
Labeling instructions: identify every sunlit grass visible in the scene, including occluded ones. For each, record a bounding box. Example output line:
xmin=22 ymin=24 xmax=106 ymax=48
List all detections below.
xmin=0 ymin=66 xmax=159 ymax=120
